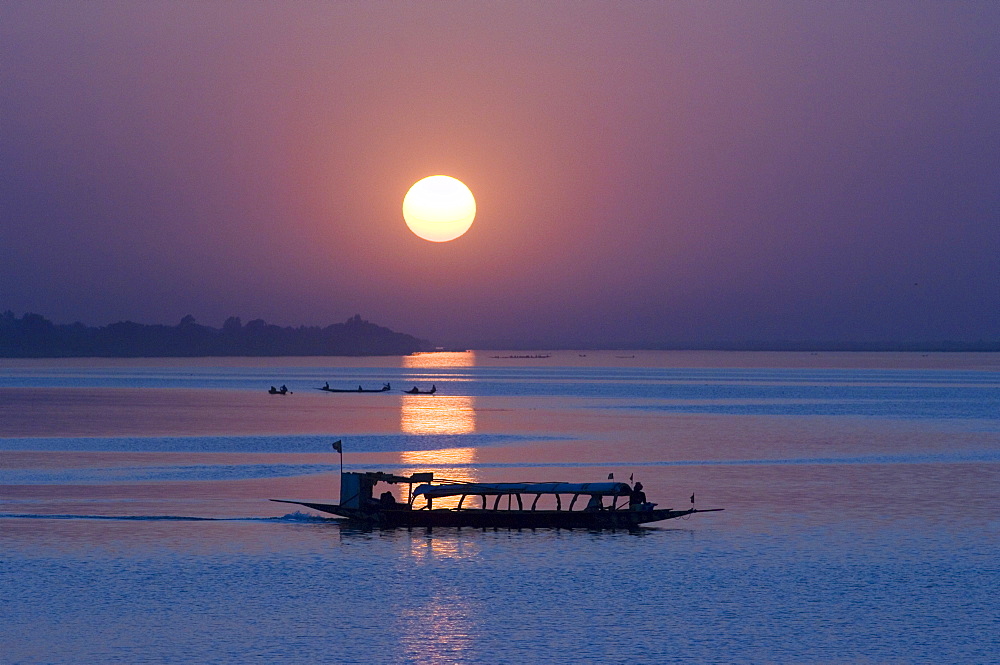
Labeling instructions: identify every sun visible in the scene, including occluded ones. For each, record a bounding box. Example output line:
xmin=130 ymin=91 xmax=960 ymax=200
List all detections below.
xmin=402 ymin=175 xmax=476 ymax=242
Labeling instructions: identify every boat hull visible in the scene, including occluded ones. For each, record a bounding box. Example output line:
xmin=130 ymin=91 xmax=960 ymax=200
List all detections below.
xmin=271 ymin=500 xmax=720 ymax=529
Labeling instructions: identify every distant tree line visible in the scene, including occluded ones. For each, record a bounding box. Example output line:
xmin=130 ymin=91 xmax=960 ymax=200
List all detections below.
xmin=0 ymin=311 xmax=432 ymax=357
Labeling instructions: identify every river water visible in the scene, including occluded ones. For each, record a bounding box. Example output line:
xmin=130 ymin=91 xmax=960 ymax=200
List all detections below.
xmin=1 ymin=351 xmax=998 ymax=664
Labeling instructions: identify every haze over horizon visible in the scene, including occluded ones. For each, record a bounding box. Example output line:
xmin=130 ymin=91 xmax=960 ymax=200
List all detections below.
xmin=3 ymin=2 xmax=998 ymax=349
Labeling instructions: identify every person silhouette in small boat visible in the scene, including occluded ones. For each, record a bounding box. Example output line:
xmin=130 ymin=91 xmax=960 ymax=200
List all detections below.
xmin=269 ymin=386 xmax=278 ymax=394
xmin=279 ymin=385 xmax=288 ymax=394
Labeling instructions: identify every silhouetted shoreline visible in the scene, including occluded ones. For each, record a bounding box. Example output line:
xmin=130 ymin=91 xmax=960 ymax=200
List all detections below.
xmin=543 ymin=341 xmax=1000 ymax=353
xmin=3 ymin=310 xmax=997 ymax=357
xmin=471 ymin=341 xmax=1000 ymax=353
xmin=0 ymin=312 xmax=431 ymax=357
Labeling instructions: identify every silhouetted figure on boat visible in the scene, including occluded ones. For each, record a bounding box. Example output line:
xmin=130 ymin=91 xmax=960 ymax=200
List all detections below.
xmin=585 ymin=495 xmax=604 ymax=511
xmin=629 ymin=482 xmax=647 ymax=509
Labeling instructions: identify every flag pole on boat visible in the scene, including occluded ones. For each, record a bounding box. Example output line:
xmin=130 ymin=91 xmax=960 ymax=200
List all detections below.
xmin=332 ymin=439 xmax=343 ymax=475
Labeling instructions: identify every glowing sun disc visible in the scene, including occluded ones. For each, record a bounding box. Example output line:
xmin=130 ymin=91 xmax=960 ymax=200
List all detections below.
xmin=402 ymin=175 xmax=476 ymax=242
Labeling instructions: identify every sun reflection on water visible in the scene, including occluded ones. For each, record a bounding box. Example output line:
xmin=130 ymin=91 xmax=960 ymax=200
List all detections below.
xmin=398 ymin=530 xmax=483 ymax=661
xmin=402 ymin=351 xmax=475 ymax=369
xmin=399 ymin=589 xmax=481 ymax=663
xmin=396 ymin=352 xmax=480 ymax=507
xmin=400 ymin=395 xmax=476 ymax=435
xmin=404 ymin=530 xmax=483 ymax=562
xmin=398 ymin=447 xmax=478 ymax=508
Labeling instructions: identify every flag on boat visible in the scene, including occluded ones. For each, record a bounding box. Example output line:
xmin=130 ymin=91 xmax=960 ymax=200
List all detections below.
xmin=332 ymin=440 xmax=342 ymax=453
xmin=690 ymin=493 xmax=695 ymax=504
xmin=607 ymin=473 xmax=614 ymax=480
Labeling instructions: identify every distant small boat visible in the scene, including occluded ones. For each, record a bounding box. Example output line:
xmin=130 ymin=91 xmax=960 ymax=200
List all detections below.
xmin=403 ymin=385 xmax=436 ymax=394
xmin=319 ymin=383 xmax=391 ymax=393
xmin=491 ymin=354 xmax=551 ymax=359
xmin=268 ymin=385 xmax=289 ymax=395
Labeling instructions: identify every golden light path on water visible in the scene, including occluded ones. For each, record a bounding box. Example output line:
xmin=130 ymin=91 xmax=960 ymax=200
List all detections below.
xmin=401 ymin=350 xmax=475 ymax=370
xmin=399 ymin=395 xmax=476 ymax=436
xmin=398 ymin=585 xmax=481 ymax=663
xmin=396 ymin=384 xmax=481 ymax=654
xmin=396 ymin=351 xmax=479 ymax=507
xmin=397 ymin=442 xmax=482 ymax=659
xmin=397 ymin=447 xmax=478 ymax=508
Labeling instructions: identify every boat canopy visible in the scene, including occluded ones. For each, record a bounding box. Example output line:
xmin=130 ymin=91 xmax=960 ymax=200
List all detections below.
xmin=412 ymin=481 xmax=632 ymax=499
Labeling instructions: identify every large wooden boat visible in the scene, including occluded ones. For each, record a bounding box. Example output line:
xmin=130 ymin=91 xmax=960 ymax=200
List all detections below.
xmin=272 ymin=471 xmax=722 ymax=529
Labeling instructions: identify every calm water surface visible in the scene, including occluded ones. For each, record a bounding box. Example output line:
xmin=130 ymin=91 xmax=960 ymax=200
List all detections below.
xmin=2 ymin=352 xmax=998 ymax=663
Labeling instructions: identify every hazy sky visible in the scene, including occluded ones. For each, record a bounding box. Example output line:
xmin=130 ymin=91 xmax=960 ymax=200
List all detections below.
xmin=2 ymin=1 xmax=998 ymax=348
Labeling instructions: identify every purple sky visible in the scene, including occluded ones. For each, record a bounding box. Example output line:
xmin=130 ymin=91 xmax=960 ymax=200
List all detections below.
xmin=2 ymin=2 xmax=998 ymax=348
